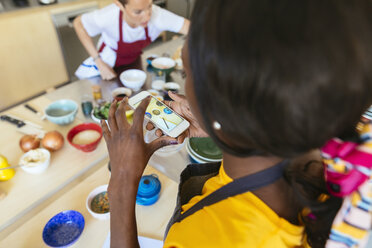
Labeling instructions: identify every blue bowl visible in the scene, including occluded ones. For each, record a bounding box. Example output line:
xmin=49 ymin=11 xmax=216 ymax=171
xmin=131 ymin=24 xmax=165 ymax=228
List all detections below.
xmin=42 ymin=210 xmax=85 ymax=247
xmin=45 ymin=99 xmax=78 ymax=125
xmin=136 ymin=174 xmax=161 ymax=206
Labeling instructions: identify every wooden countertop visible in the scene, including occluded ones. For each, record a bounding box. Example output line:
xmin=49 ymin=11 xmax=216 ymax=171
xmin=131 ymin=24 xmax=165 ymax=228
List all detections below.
xmin=0 ymin=37 xmax=189 ymax=246
xmin=0 ymin=95 xmax=108 ymax=234
xmin=0 ymin=162 xmax=178 ymax=247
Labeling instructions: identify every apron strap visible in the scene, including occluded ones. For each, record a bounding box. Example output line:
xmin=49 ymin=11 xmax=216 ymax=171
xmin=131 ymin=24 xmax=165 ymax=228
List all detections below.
xmin=118 ymin=11 xmax=124 ymax=42
xmin=175 ymin=159 xmax=289 ymax=223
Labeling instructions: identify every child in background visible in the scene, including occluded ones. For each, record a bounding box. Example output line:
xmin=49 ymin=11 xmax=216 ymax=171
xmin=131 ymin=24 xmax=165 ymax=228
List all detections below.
xmin=102 ymin=0 xmax=372 ymax=247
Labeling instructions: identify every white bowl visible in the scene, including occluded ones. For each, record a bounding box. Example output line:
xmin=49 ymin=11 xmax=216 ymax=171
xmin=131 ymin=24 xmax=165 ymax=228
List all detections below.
xmin=19 ymin=148 xmax=51 ymax=174
xmin=111 ymin=87 xmax=132 ymax=100
xmin=152 ymin=57 xmax=176 ymax=70
xmin=120 ymin=69 xmax=147 ymax=91
xmin=163 ymin=82 xmax=180 ymax=92
xmin=151 ymin=80 xmax=166 ymax=91
xmin=91 ymin=110 xmax=109 ymax=125
xmin=86 ymin=184 xmax=110 ymax=220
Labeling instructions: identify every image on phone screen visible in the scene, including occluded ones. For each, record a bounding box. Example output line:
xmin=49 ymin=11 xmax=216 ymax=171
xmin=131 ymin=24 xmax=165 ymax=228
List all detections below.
xmin=132 ymin=97 xmax=184 ymax=132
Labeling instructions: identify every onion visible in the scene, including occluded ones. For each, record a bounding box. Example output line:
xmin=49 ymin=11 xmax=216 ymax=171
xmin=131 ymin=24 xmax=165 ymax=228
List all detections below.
xmin=19 ymin=135 xmax=40 ymax=152
xmin=42 ymin=131 xmax=64 ymax=152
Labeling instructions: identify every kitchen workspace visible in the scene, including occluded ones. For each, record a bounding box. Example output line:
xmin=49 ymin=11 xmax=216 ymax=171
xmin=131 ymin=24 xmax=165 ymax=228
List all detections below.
xmin=3 ymin=1 xmax=372 ymax=248
xmin=0 ymin=0 xmax=209 ymax=247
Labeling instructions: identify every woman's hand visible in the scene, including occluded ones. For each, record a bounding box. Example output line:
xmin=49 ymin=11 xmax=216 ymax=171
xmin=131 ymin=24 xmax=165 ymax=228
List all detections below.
xmin=96 ymin=58 xmax=117 ymax=81
xmin=146 ymin=91 xmax=208 ymax=143
xmin=103 ymin=97 xmax=178 ymax=248
xmin=102 ymin=97 xmax=177 ymax=185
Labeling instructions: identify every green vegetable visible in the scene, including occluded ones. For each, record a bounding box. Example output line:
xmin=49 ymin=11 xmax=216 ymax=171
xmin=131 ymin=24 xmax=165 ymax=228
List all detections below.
xmin=93 ymin=102 xmax=111 ymax=120
xmin=93 ymin=101 xmax=126 ymax=120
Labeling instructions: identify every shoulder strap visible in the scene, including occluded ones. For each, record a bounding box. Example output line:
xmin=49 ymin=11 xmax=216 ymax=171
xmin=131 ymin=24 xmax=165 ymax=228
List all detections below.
xmin=118 ymin=11 xmax=124 ymax=42
xmin=175 ymin=159 xmax=289 ymax=223
xmin=144 ymin=27 xmax=151 ymax=41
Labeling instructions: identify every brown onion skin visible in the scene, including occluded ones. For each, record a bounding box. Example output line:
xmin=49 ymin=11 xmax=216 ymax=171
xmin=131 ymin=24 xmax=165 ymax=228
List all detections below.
xmin=42 ymin=131 xmax=64 ymax=152
xmin=19 ymin=135 xmax=41 ymax=152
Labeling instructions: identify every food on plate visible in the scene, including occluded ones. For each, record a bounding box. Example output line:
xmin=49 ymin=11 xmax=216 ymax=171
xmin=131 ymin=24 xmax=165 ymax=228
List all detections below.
xmin=19 ymin=149 xmax=48 ymax=167
xmin=19 ymin=135 xmax=40 ymax=152
xmin=91 ymin=191 xmax=109 ymax=213
xmin=72 ymin=130 xmax=101 ymax=145
xmin=0 ymin=155 xmax=15 ymax=181
xmin=93 ymin=102 xmax=111 ymax=120
xmin=42 ymin=131 xmax=64 ymax=151
xmin=93 ymin=102 xmax=133 ymax=120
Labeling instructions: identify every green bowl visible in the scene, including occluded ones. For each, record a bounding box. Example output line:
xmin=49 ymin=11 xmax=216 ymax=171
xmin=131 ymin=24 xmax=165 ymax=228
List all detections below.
xmin=188 ymin=137 xmax=223 ymax=162
xmin=151 ymin=57 xmax=176 ymax=76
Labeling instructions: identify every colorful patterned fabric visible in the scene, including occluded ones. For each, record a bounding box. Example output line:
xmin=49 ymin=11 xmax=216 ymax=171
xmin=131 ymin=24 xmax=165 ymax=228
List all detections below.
xmin=322 ymin=122 xmax=372 ymax=248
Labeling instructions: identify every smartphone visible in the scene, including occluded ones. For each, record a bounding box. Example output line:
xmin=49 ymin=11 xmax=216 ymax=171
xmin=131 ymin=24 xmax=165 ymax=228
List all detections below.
xmin=128 ymin=91 xmax=190 ymax=137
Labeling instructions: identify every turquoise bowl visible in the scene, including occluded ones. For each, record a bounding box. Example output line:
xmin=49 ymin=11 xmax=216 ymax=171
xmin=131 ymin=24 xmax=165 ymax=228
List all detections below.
xmin=45 ymin=99 xmax=78 ymax=126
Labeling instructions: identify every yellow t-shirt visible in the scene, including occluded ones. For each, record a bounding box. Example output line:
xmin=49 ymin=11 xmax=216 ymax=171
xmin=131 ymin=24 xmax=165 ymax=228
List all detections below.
xmin=164 ymin=163 xmax=306 ymax=248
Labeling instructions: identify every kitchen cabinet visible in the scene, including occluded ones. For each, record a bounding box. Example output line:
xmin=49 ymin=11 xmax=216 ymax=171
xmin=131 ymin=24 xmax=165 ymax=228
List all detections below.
xmin=0 ymin=9 xmax=68 ymax=110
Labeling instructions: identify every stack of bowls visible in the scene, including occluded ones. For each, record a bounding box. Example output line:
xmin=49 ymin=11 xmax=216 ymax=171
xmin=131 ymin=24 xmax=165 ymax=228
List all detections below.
xmin=186 ymin=137 xmax=223 ymax=163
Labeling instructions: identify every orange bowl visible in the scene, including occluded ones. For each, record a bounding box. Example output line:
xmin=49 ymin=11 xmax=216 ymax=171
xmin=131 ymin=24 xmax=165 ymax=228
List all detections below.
xmin=67 ymin=123 xmax=102 ymax=152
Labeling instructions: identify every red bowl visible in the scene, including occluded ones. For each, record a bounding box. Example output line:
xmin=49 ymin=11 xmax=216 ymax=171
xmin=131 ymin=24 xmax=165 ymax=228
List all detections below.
xmin=67 ymin=123 xmax=103 ymax=152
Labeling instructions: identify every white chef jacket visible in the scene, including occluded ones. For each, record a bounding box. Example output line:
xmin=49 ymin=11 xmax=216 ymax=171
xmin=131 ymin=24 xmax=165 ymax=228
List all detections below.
xmin=75 ymin=4 xmax=185 ymax=79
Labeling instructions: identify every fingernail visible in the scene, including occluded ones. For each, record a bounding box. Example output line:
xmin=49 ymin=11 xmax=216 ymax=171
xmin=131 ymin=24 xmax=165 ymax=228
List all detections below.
xmin=170 ymin=141 xmax=178 ymax=145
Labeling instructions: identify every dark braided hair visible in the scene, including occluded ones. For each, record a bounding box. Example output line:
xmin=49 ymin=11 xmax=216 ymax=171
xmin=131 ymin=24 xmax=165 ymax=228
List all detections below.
xmin=188 ymin=0 xmax=372 ymax=247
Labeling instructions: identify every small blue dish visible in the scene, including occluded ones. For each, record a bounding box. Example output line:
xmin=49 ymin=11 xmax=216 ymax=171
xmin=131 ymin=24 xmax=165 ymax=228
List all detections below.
xmin=136 ymin=174 xmax=161 ymax=206
xmin=42 ymin=210 xmax=85 ymax=247
xmin=45 ymin=99 xmax=78 ymax=126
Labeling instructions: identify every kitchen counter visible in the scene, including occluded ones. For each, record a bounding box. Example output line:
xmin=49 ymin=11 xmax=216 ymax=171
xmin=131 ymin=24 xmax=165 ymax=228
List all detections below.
xmin=0 ymin=36 xmax=189 ymax=246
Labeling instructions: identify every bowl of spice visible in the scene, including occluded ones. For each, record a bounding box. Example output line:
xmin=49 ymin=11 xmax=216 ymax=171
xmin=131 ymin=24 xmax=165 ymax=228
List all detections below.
xmin=111 ymin=87 xmax=132 ymax=101
xmin=67 ymin=123 xmax=102 ymax=152
xmin=86 ymin=184 xmax=110 ymax=220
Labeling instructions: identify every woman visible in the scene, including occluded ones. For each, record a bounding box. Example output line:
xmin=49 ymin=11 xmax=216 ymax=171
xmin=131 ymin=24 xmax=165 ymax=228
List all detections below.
xmin=103 ymin=0 xmax=372 ymax=247
xmin=74 ymin=0 xmax=189 ymax=80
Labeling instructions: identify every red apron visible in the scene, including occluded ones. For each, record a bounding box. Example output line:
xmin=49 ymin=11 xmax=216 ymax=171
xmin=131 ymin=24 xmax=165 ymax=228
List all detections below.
xmin=99 ymin=10 xmax=152 ymax=68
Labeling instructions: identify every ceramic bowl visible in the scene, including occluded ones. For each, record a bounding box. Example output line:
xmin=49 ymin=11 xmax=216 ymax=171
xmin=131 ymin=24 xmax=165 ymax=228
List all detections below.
xmin=151 ymin=57 xmax=176 ymax=76
xmin=42 ymin=210 xmax=85 ymax=247
xmin=111 ymin=87 xmax=132 ymax=101
xmin=44 ymin=99 xmax=78 ymax=126
xmin=86 ymin=184 xmax=110 ymax=220
xmin=67 ymin=123 xmax=102 ymax=152
xmin=186 ymin=138 xmax=223 ymax=163
xmin=151 ymin=80 xmax=166 ymax=91
xmin=19 ymin=148 xmax=51 ymax=174
xmin=163 ymin=82 xmax=180 ymax=93
xmin=120 ymin=69 xmax=147 ymax=91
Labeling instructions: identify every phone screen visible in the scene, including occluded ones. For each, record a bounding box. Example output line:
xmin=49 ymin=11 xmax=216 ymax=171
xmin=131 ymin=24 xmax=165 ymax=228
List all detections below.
xmin=132 ymin=97 xmax=184 ymax=132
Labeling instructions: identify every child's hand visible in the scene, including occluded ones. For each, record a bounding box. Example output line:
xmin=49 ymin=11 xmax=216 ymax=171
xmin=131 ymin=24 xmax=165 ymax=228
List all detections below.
xmin=146 ymin=92 xmax=208 ymax=143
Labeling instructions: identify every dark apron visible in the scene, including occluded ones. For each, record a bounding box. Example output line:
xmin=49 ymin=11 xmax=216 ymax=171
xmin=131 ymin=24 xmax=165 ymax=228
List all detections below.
xmin=164 ymin=160 xmax=289 ymax=238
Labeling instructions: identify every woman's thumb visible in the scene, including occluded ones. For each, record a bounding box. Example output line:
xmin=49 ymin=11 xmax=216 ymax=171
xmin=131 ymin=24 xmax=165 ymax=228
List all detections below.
xmin=147 ymin=136 xmax=178 ymax=155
